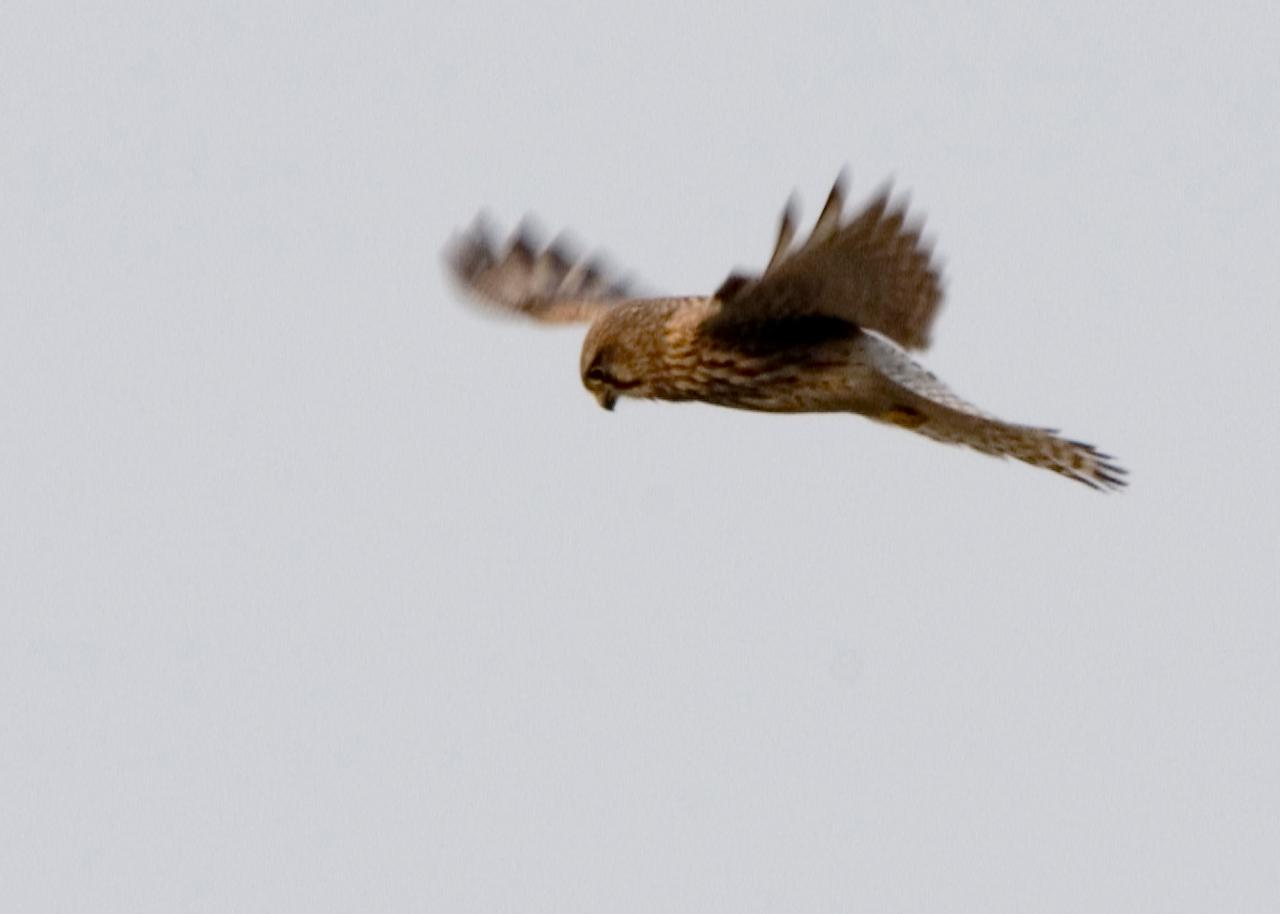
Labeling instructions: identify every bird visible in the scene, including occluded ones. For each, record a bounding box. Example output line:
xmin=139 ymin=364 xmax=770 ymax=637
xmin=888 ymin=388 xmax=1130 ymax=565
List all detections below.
xmin=444 ymin=171 xmax=1126 ymax=490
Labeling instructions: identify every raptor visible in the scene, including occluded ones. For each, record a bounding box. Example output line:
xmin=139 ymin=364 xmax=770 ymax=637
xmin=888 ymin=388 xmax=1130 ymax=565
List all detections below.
xmin=445 ymin=172 xmax=1126 ymax=490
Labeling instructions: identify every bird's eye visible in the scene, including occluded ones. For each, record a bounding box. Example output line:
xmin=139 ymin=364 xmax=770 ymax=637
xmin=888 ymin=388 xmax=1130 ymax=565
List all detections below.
xmin=586 ymin=367 xmax=609 ymax=383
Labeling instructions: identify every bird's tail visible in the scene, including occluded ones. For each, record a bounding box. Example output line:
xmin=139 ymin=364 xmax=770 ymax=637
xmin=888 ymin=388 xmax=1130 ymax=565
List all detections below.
xmin=862 ymin=337 xmax=1127 ymax=490
xmin=896 ymin=404 xmax=1128 ymax=490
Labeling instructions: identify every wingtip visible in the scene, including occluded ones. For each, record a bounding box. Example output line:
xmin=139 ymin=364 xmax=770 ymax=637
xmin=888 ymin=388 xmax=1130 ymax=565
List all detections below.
xmin=783 ymin=191 xmax=800 ymax=220
xmin=766 ymin=194 xmax=801 ymax=273
xmin=443 ymin=214 xmax=497 ymax=283
xmin=510 ymin=217 xmax=543 ymax=258
xmin=803 ymin=169 xmax=849 ymax=250
xmin=832 ymin=165 xmax=850 ymax=196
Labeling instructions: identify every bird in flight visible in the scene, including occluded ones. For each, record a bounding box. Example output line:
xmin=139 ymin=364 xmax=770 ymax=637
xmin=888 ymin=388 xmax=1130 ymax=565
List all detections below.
xmin=445 ymin=172 xmax=1126 ymax=490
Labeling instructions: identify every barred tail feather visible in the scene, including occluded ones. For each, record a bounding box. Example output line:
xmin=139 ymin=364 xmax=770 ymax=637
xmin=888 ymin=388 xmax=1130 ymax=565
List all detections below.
xmin=910 ymin=413 xmax=1128 ymax=490
xmin=862 ymin=334 xmax=1127 ymax=490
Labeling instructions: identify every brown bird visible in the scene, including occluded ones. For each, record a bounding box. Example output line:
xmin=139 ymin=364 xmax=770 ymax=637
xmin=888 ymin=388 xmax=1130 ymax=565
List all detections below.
xmin=445 ymin=172 xmax=1126 ymax=490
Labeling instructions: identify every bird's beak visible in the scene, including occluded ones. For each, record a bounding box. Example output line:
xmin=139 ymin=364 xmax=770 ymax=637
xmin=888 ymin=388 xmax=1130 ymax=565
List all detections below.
xmin=596 ymin=388 xmax=617 ymax=411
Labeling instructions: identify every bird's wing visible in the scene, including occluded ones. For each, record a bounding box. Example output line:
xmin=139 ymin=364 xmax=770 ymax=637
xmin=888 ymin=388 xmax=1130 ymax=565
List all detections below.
xmin=707 ymin=174 xmax=944 ymax=350
xmin=444 ymin=217 xmax=636 ymax=324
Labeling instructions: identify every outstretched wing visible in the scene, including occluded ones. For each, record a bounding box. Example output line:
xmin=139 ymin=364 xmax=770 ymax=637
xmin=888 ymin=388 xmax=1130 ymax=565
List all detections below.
xmin=444 ymin=216 xmax=636 ymax=324
xmin=707 ymin=174 xmax=944 ymax=350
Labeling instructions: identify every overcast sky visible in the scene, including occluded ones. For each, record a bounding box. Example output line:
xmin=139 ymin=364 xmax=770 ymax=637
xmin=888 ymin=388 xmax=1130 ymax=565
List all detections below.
xmin=2 ymin=2 xmax=1278 ymax=911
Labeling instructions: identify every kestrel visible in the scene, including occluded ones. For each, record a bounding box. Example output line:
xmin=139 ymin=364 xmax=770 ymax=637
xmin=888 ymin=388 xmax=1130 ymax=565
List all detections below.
xmin=445 ymin=172 xmax=1126 ymax=490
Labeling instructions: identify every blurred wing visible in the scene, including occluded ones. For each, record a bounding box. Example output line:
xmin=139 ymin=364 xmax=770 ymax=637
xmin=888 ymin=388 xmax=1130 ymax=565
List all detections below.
xmin=444 ymin=217 xmax=636 ymax=324
xmin=709 ymin=174 xmax=944 ymax=350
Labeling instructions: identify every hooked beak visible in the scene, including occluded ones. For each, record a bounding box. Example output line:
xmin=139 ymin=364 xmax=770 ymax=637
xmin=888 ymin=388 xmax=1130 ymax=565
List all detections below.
xmin=595 ymin=388 xmax=617 ymax=411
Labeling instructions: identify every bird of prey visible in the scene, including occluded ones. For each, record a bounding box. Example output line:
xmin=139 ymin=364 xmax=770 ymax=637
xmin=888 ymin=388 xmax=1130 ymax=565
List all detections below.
xmin=445 ymin=172 xmax=1126 ymax=490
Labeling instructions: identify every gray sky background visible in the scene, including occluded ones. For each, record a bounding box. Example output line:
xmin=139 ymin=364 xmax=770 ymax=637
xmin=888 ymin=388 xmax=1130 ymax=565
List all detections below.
xmin=3 ymin=2 xmax=1278 ymax=911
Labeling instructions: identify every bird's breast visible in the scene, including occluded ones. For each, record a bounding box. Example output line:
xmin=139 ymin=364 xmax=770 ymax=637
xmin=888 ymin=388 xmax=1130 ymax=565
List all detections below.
xmin=650 ymin=329 xmax=867 ymax=413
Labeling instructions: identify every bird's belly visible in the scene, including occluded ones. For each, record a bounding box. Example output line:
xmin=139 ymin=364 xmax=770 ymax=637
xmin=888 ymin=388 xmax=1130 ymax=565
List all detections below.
xmin=653 ymin=343 xmax=880 ymax=414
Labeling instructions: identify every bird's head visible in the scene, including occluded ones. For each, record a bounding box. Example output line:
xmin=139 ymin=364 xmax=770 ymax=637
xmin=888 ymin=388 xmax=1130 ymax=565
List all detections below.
xmin=579 ymin=306 xmax=663 ymax=411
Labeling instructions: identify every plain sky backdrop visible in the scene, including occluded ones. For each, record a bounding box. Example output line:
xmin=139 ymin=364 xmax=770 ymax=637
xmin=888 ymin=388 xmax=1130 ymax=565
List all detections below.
xmin=3 ymin=2 xmax=1278 ymax=911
